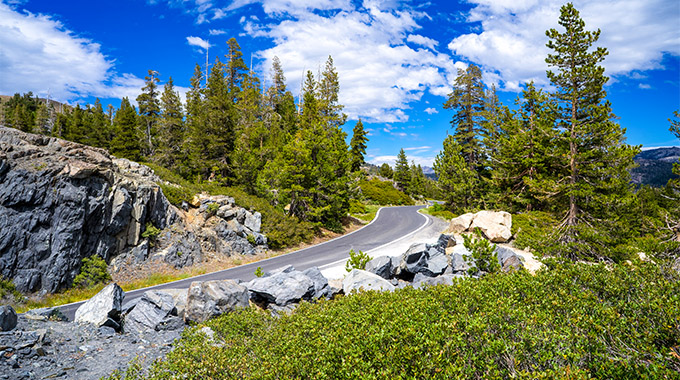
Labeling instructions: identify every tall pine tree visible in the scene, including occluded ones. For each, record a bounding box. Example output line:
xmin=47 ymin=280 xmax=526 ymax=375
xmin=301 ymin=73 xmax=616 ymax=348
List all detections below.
xmin=349 ymin=119 xmax=368 ymax=172
xmin=394 ymin=148 xmax=410 ymax=193
xmin=157 ymin=77 xmax=185 ymax=171
xmin=434 ymin=135 xmax=479 ymax=212
xmin=136 ymin=70 xmax=161 ymax=156
xmin=110 ymin=97 xmax=142 ymax=161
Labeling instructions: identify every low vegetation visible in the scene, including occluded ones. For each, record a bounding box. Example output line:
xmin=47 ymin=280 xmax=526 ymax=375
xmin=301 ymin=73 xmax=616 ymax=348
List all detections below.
xmin=359 ymin=178 xmax=414 ymax=206
xmin=344 ymin=249 xmax=371 ymax=272
xmin=421 ymin=203 xmax=456 ymax=221
xmin=72 ymin=255 xmax=111 ymax=289
xmin=108 ymin=260 xmax=679 ymax=379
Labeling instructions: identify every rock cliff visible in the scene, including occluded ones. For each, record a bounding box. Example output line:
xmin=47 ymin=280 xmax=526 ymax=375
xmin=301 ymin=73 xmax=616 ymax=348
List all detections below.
xmin=0 ymin=127 xmax=266 ymax=294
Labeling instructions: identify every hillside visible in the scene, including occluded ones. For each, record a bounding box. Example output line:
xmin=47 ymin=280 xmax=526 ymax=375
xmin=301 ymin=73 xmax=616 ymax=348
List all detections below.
xmin=631 ymin=147 xmax=680 ymax=187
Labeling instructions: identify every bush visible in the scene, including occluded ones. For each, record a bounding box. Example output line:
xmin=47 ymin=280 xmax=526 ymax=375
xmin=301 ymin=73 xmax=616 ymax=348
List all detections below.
xmin=125 ymin=261 xmax=679 ymax=379
xmin=512 ymin=211 xmax=560 ymax=254
xmin=425 ymin=203 xmax=456 ymax=220
xmin=206 ymin=202 xmax=219 ymax=216
xmin=359 ymin=179 xmax=414 ymax=205
xmin=463 ymin=228 xmax=500 ymax=275
xmin=0 ymin=277 xmax=23 ymax=303
xmin=345 ymin=249 xmax=371 ymax=272
xmin=141 ymin=222 xmax=161 ymax=245
xmin=254 ymin=267 xmax=264 ymax=278
xmin=72 ymin=255 xmax=111 ymax=289
xmin=349 ymin=199 xmax=367 ymax=214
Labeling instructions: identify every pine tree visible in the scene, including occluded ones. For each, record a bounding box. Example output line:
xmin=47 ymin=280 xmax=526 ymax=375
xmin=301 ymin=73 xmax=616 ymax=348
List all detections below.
xmin=394 ymin=148 xmax=410 ymax=192
xmin=434 ymin=135 xmax=479 ymax=212
xmin=300 ymin=70 xmax=318 ymax=129
xmin=157 ymin=77 xmax=185 ymax=170
xmin=88 ymin=98 xmax=111 ymax=149
xmin=110 ymin=97 xmax=142 ymax=161
xmin=202 ymin=57 xmax=236 ymax=181
xmin=379 ymin=163 xmax=393 ymax=179
xmin=137 ymin=70 xmax=161 ymax=157
xmin=225 ymin=38 xmax=249 ymax=101
xmin=317 ymin=56 xmax=347 ymax=129
xmin=185 ymin=64 xmax=206 ymax=179
xmin=349 ymin=119 xmax=368 ymax=172
xmin=409 ymin=162 xmax=426 ymax=197
xmin=669 ymin=110 xmax=680 ymax=189
xmin=34 ymin=101 xmax=51 ymax=135
xmin=545 ymin=3 xmax=639 ymax=259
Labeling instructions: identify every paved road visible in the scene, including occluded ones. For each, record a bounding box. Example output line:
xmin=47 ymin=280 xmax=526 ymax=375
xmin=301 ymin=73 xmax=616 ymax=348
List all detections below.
xmin=59 ymin=205 xmax=430 ymax=320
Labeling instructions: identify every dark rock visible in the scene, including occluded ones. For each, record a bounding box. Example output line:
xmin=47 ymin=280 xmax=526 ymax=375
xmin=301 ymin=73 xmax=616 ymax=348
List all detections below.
xmin=97 ymin=326 xmax=116 ymax=337
xmin=365 ymin=256 xmax=393 ymax=279
xmin=185 ymin=280 xmax=249 ymax=324
xmin=156 ymin=316 xmax=185 ymax=331
xmin=302 ymin=267 xmax=332 ymax=299
xmin=124 ymin=290 xmax=176 ymax=333
xmin=502 ymin=255 xmax=523 ymax=272
xmin=24 ymin=308 xmax=67 ymax=322
xmin=401 ymin=243 xmax=430 ymax=274
xmin=422 ymin=254 xmax=449 ymax=277
xmin=0 ymin=306 xmax=17 ymax=331
xmin=247 ymin=271 xmax=315 ymax=306
xmin=74 ymin=283 xmax=124 ymax=328
xmin=434 ymin=234 xmax=456 ymax=253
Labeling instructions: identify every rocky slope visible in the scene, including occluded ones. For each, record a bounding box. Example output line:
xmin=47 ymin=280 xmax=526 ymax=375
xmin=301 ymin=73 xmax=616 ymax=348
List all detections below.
xmin=631 ymin=146 xmax=680 ymax=187
xmin=0 ymin=127 xmax=266 ymax=294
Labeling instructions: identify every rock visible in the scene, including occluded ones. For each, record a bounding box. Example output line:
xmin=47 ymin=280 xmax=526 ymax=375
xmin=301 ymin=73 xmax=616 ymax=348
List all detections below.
xmin=502 ymin=255 xmax=523 ymax=272
xmin=159 ymin=288 xmax=188 ymax=319
xmin=24 ymin=308 xmax=67 ymax=322
xmin=98 ymin=326 xmax=116 ymax=337
xmin=672 ymin=257 xmax=680 ymax=276
xmin=247 ymin=271 xmax=315 ymax=306
xmin=400 ymin=243 xmax=430 ymax=274
xmin=244 ymin=211 xmax=262 ymax=233
xmin=343 ymin=269 xmax=395 ymax=293
xmin=422 ymin=254 xmax=449 ymax=277
xmin=185 ymin=280 xmax=249 ymax=324
xmin=447 ymin=213 xmax=475 ymax=234
xmin=0 ymin=305 xmax=18 ymax=331
xmin=156 ymin=316 xmax=185 ymax=331
xmin=302 ymin=267 xmax=332 ymax=299
xmin=327 ymin=278 xmax=344 ymax=297
xmin=470 ymin=210 xmax=512 ymax=243
xmin=365 ymin=256 xmax=393 ymax=279
xmin=450 ymin=253 xmax=471 ymax=273
xmin=434 ymin=234 xmax=456 ymax=253
xmin=414 ymin=274 xmax=457 ymax=288
xmin=264 ymin=265 xmax=295 ymax=277
xmin=124 ymin=290 xmax=176 ymax=333
xmin=74 ymin=283 xmax=124 ymax=328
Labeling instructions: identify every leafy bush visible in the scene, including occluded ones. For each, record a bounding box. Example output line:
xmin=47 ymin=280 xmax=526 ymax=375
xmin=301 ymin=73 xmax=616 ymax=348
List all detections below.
xmin=0 ymin=277 xmax=23 ymax=303
xmin=512 ymin=211 xmax=560 ymax=254
xmin=246 ymin=234 xmax=257 ymax=245
xmin=206 ymin=202 xmax=219 ymax=216
xmin=349 ymin=199 xmax=367 ymax=214
xmin=345 ymin=249 xmax=371 ymax=272
xmin=463 ymin=228 xmax=500 ymax=275
xmin=425 ymin=203 xmax=456 ymax=220
xmin=359 ymin=179 xmax=414 ymax=205
xmin=254 ymin=267 xmax=264 ymax=278
xmin=72 ymin=255 xmax=111 ymax=289
xmin=141 ymin=222 xmax=161 ymax=246
xmin=121 ymin=261 xmax=679 ymax=379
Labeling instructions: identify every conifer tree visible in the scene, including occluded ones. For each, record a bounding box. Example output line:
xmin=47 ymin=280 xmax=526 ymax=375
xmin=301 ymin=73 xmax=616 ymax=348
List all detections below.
xmin=225 ymin=38 xmax=249 ymax=101
xmin=110 ymin=97 xmax=142 ymax=161
xmin=545 ymin=3 xmax=639 ymax=259
xmin=300 ymin=70 xmax=319 ymax=129
xmin=34 ymin=101 xmax=51 ymax=135
xmin=88 ymin=98 xmax=111 ymax=149
xmin=157 ymin=77 xmax=185 ymax=170
xmin=409 ymin=162 xmax=426 ymax=197
xmin=185 ymin=64 xmax=206 ymax=178
xmin=202 ymin=57 xmax=236 ymax=181
xmin=137 ymin=70 xmax=161 ymax=156
xmin=434 ymin=135 xmax=479 ymax=212
xmin=669 ymin=110 xmax=680 ymax=189
xmin=394 ymin=148 xmax=410 ymax=192
xmin=317 ymin=56 xmax=347 ymax=129
xmin=66 ymin=105 xmax=86 ymax=144
xmin=349 ymin=119 xmax=368 ymax=172
xmin=267 ymin=56 xmax=298 ymax=136
xmin=379 ymin=163 xmax=393 ymax=179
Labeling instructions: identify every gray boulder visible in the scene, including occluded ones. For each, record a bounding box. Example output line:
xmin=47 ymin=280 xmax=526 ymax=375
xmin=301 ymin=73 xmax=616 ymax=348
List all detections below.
xmin=247 ymin=271 xmax=315 ymax=306
xmin=495 ymin=246 xmax=524 ymax=272
xmin=343 ymin=269 xmax=395 ymax=294
xmin=401 ymin=243 xmax=430 ymax=274
xmin=365 ymin=256 xmax=393 ymax=279
xmin=0 ymin=305 xmax=18 ymax=331
xmin=434 ymin=234 xmax=456 ymax=253
xmin=302 ymin=267 xmax=332 ymax=299
xmin=414 ymin=274 xmax=458 ymax=288
xmin=264 ymin=265 xmax=295 ymax=277
xmin=185 ymin=280 xmax=250 ymax=324
xmin=422 ymin=254 xmax=449 ymax=277
xmin=450 ymin=253 xmax=471 ymax=273
xmin=24 ymin=307 xmax=67 ymax=322
xmin=159 ymin=288 xmax=188 ymax=319
xmin=244 ymin=211 xmax=262 ymax=232
xmin=124 ymin=290 xmax=176 ymax=333
xmin=74 ymin=283 xmax=124 ymax=329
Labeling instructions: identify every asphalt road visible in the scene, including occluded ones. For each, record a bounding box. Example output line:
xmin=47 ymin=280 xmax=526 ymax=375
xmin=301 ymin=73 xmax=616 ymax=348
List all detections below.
xmin=59 ymin=205 xmax=430 ymax=320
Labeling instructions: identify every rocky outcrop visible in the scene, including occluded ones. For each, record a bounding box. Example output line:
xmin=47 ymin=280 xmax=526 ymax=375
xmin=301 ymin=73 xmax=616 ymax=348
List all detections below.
xmin=446 ymin=210 xmax=512 ymax=243
xmin=0 ymin=305 xmax=17 ymax=331
xmin=0 ymin=127 xmax=268 ymax=294
xmin=184 ymin=280 xmax=250 ymax=324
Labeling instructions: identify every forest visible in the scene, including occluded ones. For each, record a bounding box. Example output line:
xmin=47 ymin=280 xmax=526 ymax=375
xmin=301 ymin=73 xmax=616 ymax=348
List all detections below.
xmin=1 ymin=4 xmax=679 ymax=262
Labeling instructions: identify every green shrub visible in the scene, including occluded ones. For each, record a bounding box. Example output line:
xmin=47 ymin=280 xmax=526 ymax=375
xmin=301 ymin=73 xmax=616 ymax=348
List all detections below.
xmin=254 ymin=267 xmax=264 ymax=278
xmin=512 ymin=211 xmax=560 ymax=254
xmin=141 ymin=222 xmax=161 ymax=245
xmin=72 ymin=255 xmax=111 ymax=289
xmin=206 ymin=202 xmax=219 ymax=216
xmin=359 ymin=179 xmax=414 ymax=205
xmin=0 ymin=277 xmax=23 ymax=303
xmin=345 ymin=249 xmax=371 ymax=272
xmin=463 ymin=228 xmax=500 ymax=275
xmin=349 ymin=199 xmax=367 ymax=214
xmin=247 ymin=234 xmax=257 ymax=245
xmin=124 ymin=261 xmax=679 ymax=379
xmin=424 ymin=203 xmax=456 ymax=220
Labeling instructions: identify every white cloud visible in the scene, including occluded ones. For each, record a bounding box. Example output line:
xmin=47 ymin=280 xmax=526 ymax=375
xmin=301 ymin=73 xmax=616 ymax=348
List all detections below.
xmin=424 ymin=107 xmax=438 ymax=114
xmin=186 ymin=36 xmax=211 ymax=50
xmin=448 ymin=0 xmax=680 ymax=91
xmin=404 ymin=145 xmax=431 ymax=151
xmin=0 ymin=2 xmax=143 ymax=103
xmin=369 ymin=154 xmax=436 ymax=167
xmin=209 ymin=28 xmax=225 ymax=35
xmin=248 ymin=2 xmax=461 ymax=123
xmin=407 ymin=34 xmax=438 ymax=50
xmin=639 ymin=83 xmax=652 ymax=90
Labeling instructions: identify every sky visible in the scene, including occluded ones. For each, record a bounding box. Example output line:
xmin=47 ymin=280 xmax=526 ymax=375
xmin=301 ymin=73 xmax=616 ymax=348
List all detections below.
xmin=1 ymin=0 xmax=679 ymax=167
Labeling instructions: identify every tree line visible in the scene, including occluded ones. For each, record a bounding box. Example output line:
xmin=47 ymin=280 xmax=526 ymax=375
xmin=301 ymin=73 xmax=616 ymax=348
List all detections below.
xmin=433 ymin=3 xmax=679 ymax=261
xmin=0 ymin=39 xmax=369 ymax=231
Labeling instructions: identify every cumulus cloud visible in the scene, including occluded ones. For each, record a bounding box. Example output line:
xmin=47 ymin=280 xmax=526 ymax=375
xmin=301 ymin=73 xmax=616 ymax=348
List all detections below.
xmin=424 ymin=107 xmax=438 ymax=114
xmin=186 ymin=35 xmax=211 ymax=50
xmin=245 ymin=2 xmax=461 ymax=122
xmin=448 ymin=0 xmax=680 ymax=91
xmin=369 ymin=154 xmax=436 ymax=167
xmin=209 ymin=28 xmax=225 ymax=35
xmin=0 ymin=2 xmax=143 ymax=103
xmin=407 ymin=34 xmax=438 ymax=50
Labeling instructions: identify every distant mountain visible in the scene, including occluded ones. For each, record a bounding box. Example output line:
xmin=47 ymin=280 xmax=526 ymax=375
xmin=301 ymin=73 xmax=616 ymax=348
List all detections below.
xmin=422 ymin=166 xmax=438 ymax=181
xmin=631 ymin=147 xmax=680 ymax=187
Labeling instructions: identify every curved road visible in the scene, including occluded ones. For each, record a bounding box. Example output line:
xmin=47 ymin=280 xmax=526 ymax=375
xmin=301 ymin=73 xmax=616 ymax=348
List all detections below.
xmin=59 ymin=205 xmax=430 ymax=320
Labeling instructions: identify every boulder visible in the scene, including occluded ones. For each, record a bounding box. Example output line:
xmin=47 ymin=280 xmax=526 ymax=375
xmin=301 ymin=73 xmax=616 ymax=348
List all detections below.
xmin=24 ymin=307 xmax=67 ymax=322
xmin=414 ymin=274 xmax=458 ymax=288
xmin=159 ymin=288 xmax=188 ymax=319
xmin=0 ymin=305 xmax=18 ymax=332
xmin=185 ymin=280 xmax=249 ymax=324
xmin=502 ymin=255 xmax=523 ymax=272
xmin=123 ymin=290 xmax=176 ymax=333
xmin=74 ymin=283 xmax=124 ymax=329
xmin=343 ymin=269 xmax=395 ymax=293
xmin=302 ymin=267 xmax=332 ymax=299
xmin=365 ymin=256 xmax=393 ymax=279
xmin=447 ymin=213 xmax=475 ymax=234
xmin=400 ymin=243 xmax=430 ymax=274
xmin=247 ymin=271 xmax=315 ymax=306
xmin=422 ymin=254 xmax=449 ymax=277
xmin=434 ymin=234 xmax=456 ymax=253
xmin=264 ymin=265 xmax=295 ymax=277
xmin=470 ymin=211 xmax=512 ymax=243
xmin=450 ymin=252 xmax=471 ymax=273
xmin=244 ymin=211 xmax=262 ymax=233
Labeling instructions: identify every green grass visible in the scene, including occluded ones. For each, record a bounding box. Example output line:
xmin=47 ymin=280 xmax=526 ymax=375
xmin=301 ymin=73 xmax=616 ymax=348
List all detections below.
xmin=421 ymin=203 xmax=456 ymax=221
xmin=350 ymin=204 xmax=381 ymax=223
xmin=108 ymin=260 xmax=680 ymax=379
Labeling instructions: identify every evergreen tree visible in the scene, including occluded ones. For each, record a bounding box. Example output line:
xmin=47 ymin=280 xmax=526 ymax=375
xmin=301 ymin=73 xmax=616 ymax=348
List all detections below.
xmin=137 ymin=70 xmax=161 ymax=156
xmin=157 ymin=77 xmax=185 ymax=170
xmin=669 ymin=110 xmax=680 ymax=189
xmin=110 ymin=97 xmax=142 ymax=161
xmin=317 ymin=56 xmax=347 ymax=129
xmin=394 ymin=148 xmax=410 ymax=192
xmin=545 ymin=3 xmax=639 ymax=259
xmin=65 ymin=104 xmax=86 ymax=144
xmin=349 ymin=119 xmax=368 ymax=172
xmin=34 ymin=101 xmax=51 ymax=135
xmin=408 ymin=162 xmax=426 ymax=197
xmin=185 ymin=63 xmax=206 ymax=179
xmin=202 ymin=57 xmax=236 ymax=181
xmin=300 ymin=70 xmax=319 ymax=129
xmin=88 ymin=98 xmax=111 ymax=149
xmin=379 ymin=163 xmax=393 ymax=179
xmin=266 ymin=57 xmax=298 ymax=137
xmin=443 ymin=64 xmax=486 ymax=172
xmin=434 ymin=135 xmax=479 ymax=212
xmin=225 ymin=38 xmax=249 ymax=101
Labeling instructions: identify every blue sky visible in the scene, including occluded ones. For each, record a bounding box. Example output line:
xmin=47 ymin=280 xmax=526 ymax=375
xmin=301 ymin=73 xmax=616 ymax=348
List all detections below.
xmin=1 ymin=0 xmax=679 ymax=166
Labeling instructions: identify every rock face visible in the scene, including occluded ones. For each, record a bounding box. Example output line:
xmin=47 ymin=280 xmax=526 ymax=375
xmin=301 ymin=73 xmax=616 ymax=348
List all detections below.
xmin=74 ymin=283 xmax=124 ymax=329
xmin=185 ymin=280 xmax=249 ymax=324
xmin=0 ymin=305 xmax=17 ymax=331
xmin=447 ymin=210 xmax=512 ymax=243
xmin=0 ymin=127 xmax=268 ymax=294
xmin=123 ymin=290 xmax=177 ymax=333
